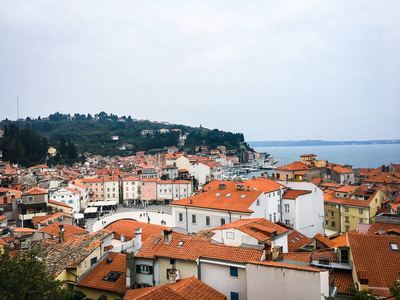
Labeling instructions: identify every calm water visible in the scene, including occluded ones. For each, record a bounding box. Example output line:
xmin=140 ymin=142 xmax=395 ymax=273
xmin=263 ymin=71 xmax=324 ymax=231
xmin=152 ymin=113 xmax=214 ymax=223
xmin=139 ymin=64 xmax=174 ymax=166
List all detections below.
xmin=253 ymin=144 xmax=400 ymax=169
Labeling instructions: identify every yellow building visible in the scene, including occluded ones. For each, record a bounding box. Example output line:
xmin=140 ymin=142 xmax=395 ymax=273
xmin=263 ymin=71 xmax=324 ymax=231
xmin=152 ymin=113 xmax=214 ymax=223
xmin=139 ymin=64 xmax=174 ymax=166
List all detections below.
xmin=325 ymin=187 xmax=384 ymax=234
xmin=274 ymin=162 xmax=310 ymax=182
xmin=300 ymin=154 xmax=327 ymax=168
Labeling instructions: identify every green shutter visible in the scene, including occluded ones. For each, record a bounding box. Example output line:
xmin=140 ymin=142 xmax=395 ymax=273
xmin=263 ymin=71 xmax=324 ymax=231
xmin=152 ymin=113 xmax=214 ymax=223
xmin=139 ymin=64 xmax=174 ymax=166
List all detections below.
xmin=136 ymin=265 xmax=141 ymax=273
xmin=149 ymin=266 xmax=153 ymax=274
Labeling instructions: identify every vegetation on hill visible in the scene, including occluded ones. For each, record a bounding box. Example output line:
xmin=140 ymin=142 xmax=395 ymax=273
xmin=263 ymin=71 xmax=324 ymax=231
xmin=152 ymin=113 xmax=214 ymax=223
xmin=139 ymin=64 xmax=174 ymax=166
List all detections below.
xmin=0 ymin=111 xmax=252 ymax=166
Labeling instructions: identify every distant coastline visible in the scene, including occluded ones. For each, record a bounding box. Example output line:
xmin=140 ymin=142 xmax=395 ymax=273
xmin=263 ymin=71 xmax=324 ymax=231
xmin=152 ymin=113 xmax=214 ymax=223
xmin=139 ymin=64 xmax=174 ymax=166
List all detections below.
xmin=248 ymin=139 xmax=400 ymax=148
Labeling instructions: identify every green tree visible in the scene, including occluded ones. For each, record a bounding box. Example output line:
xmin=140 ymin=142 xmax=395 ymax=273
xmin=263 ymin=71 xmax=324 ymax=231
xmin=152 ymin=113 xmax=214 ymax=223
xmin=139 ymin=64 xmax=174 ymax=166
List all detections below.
xmin=347 ymin=286 xmax=377 ymax=300
xmin=67 ymin=140 xmax=78 ymax=160
xmin=390 ymin=279 xmax=400 ymax=300
xmin=0 ymin=248 xmax=79 ymax=300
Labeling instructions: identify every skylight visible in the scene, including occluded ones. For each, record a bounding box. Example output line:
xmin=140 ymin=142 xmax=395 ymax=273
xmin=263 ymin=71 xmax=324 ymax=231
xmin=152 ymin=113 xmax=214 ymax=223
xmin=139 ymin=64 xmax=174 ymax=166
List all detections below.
xmin=390 ymin=243 xmax=399 ymax=252
xmin=298 ymin=235 xmax=303 ymax=239
xmin=240 ymin=195 xmax=246 ymax=199
xmin=177 ymin=241 xmax=185 ymax=246
xmin=103 ymin=271 xmax=123 ymax=282
xmin=154 ymin=238 xmax=161 ymax=244
xmin=290 ymin=239 xmax=295 ymax=243
xmin=215 ymin=193 xmax=221 ymax=197
xmin=226 ymin=194 xmax=231 ymax=197
xmin=294 ymin=237 xmax=299 ymax=241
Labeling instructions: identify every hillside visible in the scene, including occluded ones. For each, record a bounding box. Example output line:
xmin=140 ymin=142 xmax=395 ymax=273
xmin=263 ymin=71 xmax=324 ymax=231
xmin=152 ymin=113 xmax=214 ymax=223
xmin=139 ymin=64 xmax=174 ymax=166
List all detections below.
xmin=0 ymin=112 xmax=251 ymax=163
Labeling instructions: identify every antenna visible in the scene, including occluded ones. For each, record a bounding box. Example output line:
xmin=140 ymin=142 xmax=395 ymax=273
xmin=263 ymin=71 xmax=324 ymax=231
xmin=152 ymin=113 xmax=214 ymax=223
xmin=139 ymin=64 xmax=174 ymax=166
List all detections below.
xmin=17 ymin=97 xmax=19 ymax=119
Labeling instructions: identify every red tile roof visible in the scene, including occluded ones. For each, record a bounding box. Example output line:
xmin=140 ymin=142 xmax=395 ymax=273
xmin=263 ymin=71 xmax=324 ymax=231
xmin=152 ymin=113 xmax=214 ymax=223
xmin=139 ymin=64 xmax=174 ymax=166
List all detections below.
xmin=314 ymin=233 xmax=336 ymax=248
xmin=333 ymin=165 xmax=354 ymax=174
xmin=75 ymin=252 xmax=128 ymax=294
xmin=136 ymin=234 xmax=263 ymax=263
xmin=211 ymin=218 xmax=289 ymax=243
xmin=24 ymin=187 xmax=48 ymax=195
xmin=48 ymin=199 xmax=73 ymax=208
xmin=325 ymin=197 xmax=371 ymax=208
xmin=331 ymin=270 xmax=354 ymax=294
xmin=38 ymin=222 xmax=88 ymax=237
xmin=275 ymin=162 xmax=310 ymax=171
xmin=171 ymin=183 xmax=262 ymax=213
xmin=367 ymin=222 xmax=400 ymax=235
xmin=104 ymin=220 xmax=171 ymax=242
xmin=287 ymin=230 xmax=313 ymax=252
xmin=348 ymin=233 xmax=400 ymax=297
xmin=335 ymin=185 xmax=358 ymax=193
xmin=283 ymin=189 xmax=311 ymax=199
xmin=125 ymin=276 xmax=225 ymax=300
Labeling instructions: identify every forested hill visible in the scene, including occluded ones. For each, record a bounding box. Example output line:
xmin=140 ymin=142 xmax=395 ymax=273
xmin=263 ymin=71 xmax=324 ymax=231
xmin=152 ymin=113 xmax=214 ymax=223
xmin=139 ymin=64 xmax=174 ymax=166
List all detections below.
xmin=0 ymin=112 xmax=251 ymax=165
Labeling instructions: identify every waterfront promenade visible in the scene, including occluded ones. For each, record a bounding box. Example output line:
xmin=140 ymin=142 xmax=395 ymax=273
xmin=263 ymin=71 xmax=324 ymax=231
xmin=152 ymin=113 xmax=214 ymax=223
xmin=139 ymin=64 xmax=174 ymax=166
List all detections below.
xmin=88 ymin=203 xmax=174 ymax=233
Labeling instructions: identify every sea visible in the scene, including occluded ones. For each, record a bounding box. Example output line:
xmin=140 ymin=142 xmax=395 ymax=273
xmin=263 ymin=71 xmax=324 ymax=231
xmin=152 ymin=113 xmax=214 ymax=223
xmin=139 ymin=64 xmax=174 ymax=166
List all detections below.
xmin=252 ymin=143 xmax=400 ymax=169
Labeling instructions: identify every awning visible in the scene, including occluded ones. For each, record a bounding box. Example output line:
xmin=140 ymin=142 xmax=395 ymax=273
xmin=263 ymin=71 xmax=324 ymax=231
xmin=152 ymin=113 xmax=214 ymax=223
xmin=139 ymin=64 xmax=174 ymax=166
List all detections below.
xmin=325 ymin=228 xmax=340 ymax=238
xmin=84 ymin=207 xmax=98 ymax=214
xmin=88 ymin=200 xmax=117 ymax=207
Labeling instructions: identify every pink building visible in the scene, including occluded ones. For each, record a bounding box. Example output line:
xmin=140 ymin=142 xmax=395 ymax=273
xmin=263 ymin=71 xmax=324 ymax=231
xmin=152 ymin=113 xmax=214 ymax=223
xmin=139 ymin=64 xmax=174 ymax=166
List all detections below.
xmin=139 ymin=178 xmax=159 ymax=201
xmin=82 ymin=177 xmax=104 ymax=202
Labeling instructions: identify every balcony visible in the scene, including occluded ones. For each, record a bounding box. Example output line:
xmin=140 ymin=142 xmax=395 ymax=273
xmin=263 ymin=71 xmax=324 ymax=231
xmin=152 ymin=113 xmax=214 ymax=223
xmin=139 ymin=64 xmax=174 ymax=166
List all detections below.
xmin=19 ymin=212 xmax=47 ymax=221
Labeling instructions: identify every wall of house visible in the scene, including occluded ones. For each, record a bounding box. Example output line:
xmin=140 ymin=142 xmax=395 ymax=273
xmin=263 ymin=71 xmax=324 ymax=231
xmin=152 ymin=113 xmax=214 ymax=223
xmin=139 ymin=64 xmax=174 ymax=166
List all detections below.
xmin=73 ymin=286 xmax=123 ymax=300
xmin=135 ymin=257 xmax=158 ymax=287
xmin=172 ymin=206 xmax=250 ymax=234
xmin=122 ymin=180 xmax=139 ymax=203
xmin=246 ymin=263 xmax=329 ymax=300
xmin=324 ymin=202 xmax=340 ymax=233
xmin=158 ymin=257 xmax=198 ymax=285
xmin=189 ymin=163 xmax=211 ymax=187
xmin=200 ymin=260 xmax=247 ymax=300
xmin=340 ymin=205 xmax=369 ymax=234
xmin=249 ymin=191 xmax=281 ymax=222
xmin=176 ymin=156 xmax=191 ymax=171
xmin=104 ymin=180 xmax=120 ymax=202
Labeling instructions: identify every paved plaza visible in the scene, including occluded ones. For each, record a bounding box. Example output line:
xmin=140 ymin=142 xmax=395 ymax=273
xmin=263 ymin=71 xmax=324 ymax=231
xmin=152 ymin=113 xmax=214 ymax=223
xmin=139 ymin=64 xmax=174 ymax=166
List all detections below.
xmin=86 ymin=203 xmax=174 ymax=233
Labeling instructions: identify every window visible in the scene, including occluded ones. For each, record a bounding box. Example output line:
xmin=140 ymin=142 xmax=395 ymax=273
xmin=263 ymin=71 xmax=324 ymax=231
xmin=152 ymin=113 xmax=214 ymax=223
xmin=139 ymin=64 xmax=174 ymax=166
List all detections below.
xmin=325 ymin=220 xmax=328 ymax=226
xmin=345 ymin=216 xmax=349 ymax=223
xmin=390 ymin=243 xmax=399 ymax=252
xmin=231 ymin=291 xmax=239 ymax=300
xmin=192 ymin=214 xmax=196 ymax=224
xmin=285 ymin=204 xmax=289 ymax=213
xmin=359 ymin=208 xmax=363 ymax=214
xmin=136 ymin=265 xmax=153 ymax=274
xmin=206 ymin=216 xmax=210 ymax=226
xmin=273 ymin=192 xmax=275 ymax=196
xmin=277 ymin=190 xmax=280 ymax=195
xmin=273 ymin=212 xmax=276 ymax=222
xmin=221 ymin=218 xmax=226 ymax=226
xmin=345 ymin=226 xmax=350 ymax=232
xmin=345 ymin=206 xmax=349 ymax=212
xmin=256 ymin=199 xmax=260 ymax=206
xmin=331 ymin=221 xmax=335 ymax=227
xmin=179 ymin=213 xmax=183 ymax=222
xmin=27 ymin=196 xmax=34 ymax=202
xmin=285 ymin=220 xmax=290 ymax=226
xmin=90 ymin=257 xmax=97 ymax=266
xmin=325 ymin=210 xmax=328 ymax=216
xmin=269 ymin=214 xmax=272 ymax=221
xmin=331 ymin=211 xmax=334 ymax=217
xmin=230 ymin=266 xmax=238 ymax=277
xmin=359 ymin=218 xmax=363 ymax=224
xmin=278 ymin=205 xmax=281 ymax=213
xmin=103 ymin=271 xmax=123 ymax=282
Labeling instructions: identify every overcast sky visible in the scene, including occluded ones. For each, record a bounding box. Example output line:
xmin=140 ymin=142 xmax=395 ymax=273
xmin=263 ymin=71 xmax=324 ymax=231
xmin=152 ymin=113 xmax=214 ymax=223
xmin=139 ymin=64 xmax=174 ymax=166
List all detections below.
xmin=1 ymin=1 xmax=399 ymax=142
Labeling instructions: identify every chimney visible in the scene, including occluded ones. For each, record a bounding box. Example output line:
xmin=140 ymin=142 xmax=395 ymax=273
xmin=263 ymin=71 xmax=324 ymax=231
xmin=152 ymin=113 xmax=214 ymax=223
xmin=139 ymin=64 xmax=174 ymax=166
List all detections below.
xmin=125 ymin=251 xmax=135 ymax=288
xmin=121 ymin=234 xmax=125 ymax=242
xmin=190 ymin=198 xmax=193 ymax=204
xmin=168 ymin=269 xmax=179 ymax=284
xmin=134 ymin=227 xmax=142 ymax=250
xmin=247 ymin=185 xmax=250 ymax=191
xmin=163 ymin=229 xmax=173 ymax=244
xmin=272 ymin=246 xmax=280 ymax=260
xmin=263 ymin=241 xmax=272 ymax=261
xmin=58 ymin=224 xmax=65 ymax=243
xmin=219 ymin=183 xmax=226 ymax=190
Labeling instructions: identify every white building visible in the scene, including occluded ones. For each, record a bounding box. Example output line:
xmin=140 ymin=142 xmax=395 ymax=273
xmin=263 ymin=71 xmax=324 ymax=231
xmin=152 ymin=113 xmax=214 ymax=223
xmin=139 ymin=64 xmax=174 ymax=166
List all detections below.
xmin=246 ymin=261 xmax=329 ymax=300
xmin=156 ymin=180 xmax=193 ymax=202
xmin=278 ymin=181 xmax=325 ymax=237
xmin=68 ymin=180 xmax=89 ymax=210
xmin=50 ymin=187 xmax=80 ymax=214
xmin=189 ymin=162 xmax=212 ymax=188
xmin=104 ymin=177 xmax=120 ymax=203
